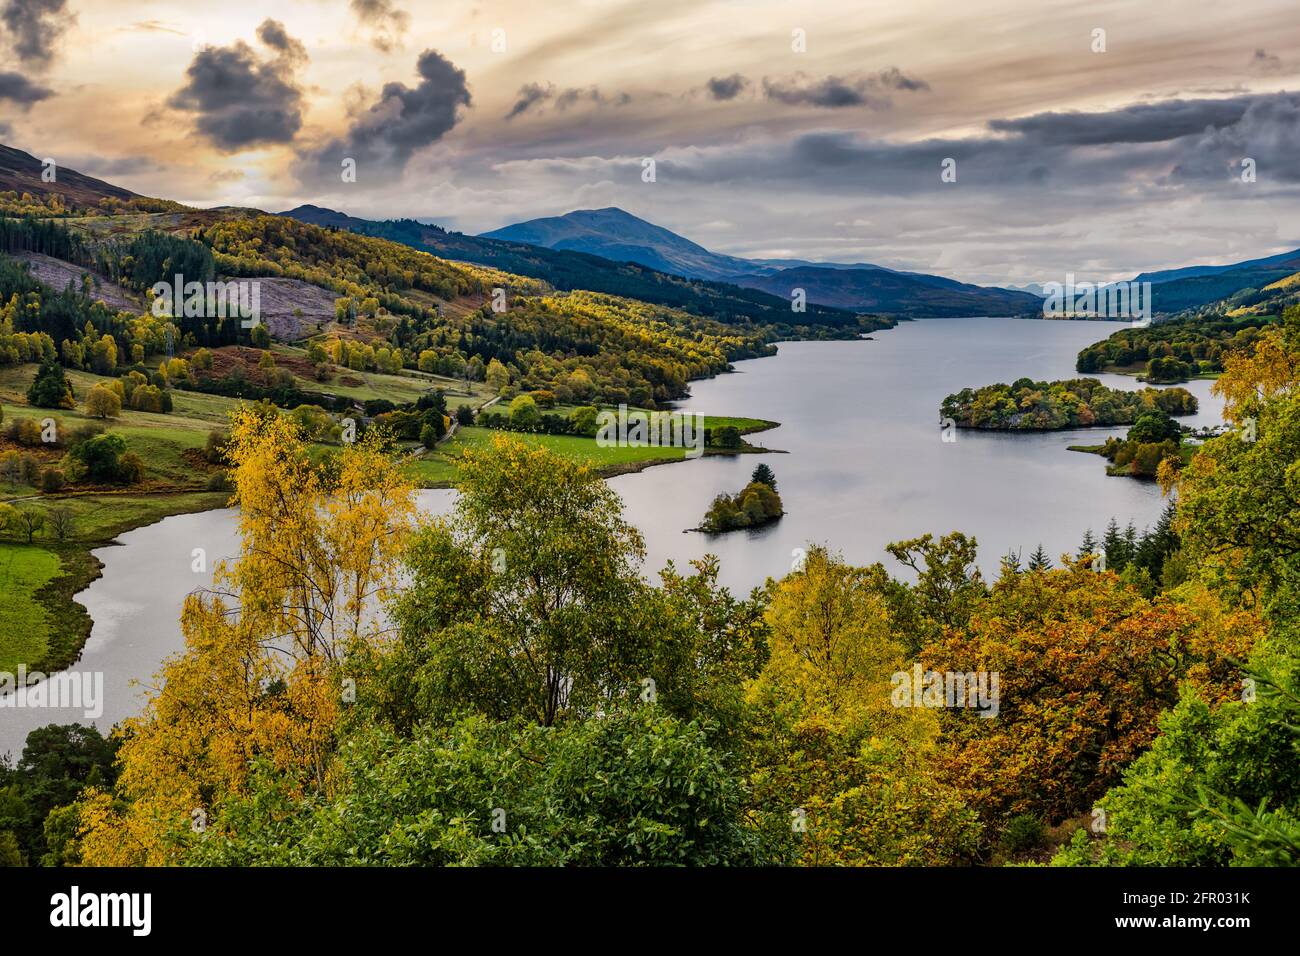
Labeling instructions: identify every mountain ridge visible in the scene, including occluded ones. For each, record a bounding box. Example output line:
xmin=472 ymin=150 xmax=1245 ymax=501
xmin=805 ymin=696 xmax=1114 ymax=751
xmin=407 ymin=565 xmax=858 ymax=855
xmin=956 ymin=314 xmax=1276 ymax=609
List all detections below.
xmin=0 ymin=143 xmax=139 ymax=206
xmin=482 ymin=206 xmax=1044 ymax=316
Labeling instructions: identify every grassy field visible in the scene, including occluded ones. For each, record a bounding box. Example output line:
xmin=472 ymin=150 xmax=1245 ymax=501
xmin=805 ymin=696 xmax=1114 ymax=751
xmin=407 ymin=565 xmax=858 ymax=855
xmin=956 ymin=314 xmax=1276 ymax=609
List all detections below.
xmin=271 ymin=344 xmax=494 ymax=407
xmin=407 ymin=425 xmax=688 ymax=485
xmin=2 ymin=370 xmax=233 ymax=499
xmin=1 ymin=363 xmax=237 ymax=672
xmin=0 ymin=543 xmax=62 ymax=672
xmin=546 ymin=402 xmax=776 ymax=436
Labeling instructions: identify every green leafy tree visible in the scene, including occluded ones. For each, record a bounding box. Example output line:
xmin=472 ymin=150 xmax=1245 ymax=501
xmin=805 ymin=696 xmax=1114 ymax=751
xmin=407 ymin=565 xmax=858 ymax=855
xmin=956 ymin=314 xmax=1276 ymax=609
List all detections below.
xmin=712 ymin=425 xmax=742 ymax=449
xmin=1128 ymin=409 xmax=1181 ymax=444
xmin=382 ymin=434 xmax=648 ymax=727
xmin=1056 ymin=646 xmax=1300 ymax=866
xmin=507 ymin=393 xmax=539 ymax=430
xmin=884 ymin=532 xmax=987 ymax=652
xmin=185 ymin=707 xmax=775 ymax=867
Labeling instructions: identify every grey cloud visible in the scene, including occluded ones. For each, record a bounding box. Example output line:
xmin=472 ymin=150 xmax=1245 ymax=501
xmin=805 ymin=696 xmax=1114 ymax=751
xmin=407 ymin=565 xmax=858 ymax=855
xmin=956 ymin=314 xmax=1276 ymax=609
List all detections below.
xmin=706 ymin=74 xmax=750 ymax=101
xmin=626 ymin=91 xmax=1300 ymax=199
xmin=763 ymin=74 xmax=889 ymax=109
xmin=875 ymin=67 xmax=930 ymax=92
xmin=761 ymin=69 xmax=929 ymax=108
xmin=0 ymin=69 xmax=52 ymax=107
xmin=299 ymin=49 xmax=470 ymax=180
xmin=505 ymin=82 xmax=630 ymax=120
xmin=507 ymin=83 xmax=551 ymax=119
xmin=989 ymin=96 xmax=1258 ymax=146
xmin=1168 ymin=94 xmax=1300 ymax=183
xmin=257 ymin=18 xmax=307 ymax=64
xmin=351 ymin=0 xmax=409 ymax=53
xmin=167 ymin=25 xmax=307 ymax=152
xmin=1 ymin=0 xmax=74 ymax=66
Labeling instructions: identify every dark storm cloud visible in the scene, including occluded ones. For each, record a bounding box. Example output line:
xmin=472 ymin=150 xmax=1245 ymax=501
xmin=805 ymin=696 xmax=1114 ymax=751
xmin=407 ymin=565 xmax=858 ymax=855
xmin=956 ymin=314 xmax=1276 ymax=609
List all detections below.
xmin=989 ymin=96 xmax=1259 ymax=146
xmin=505 ymin=82 xmax=630 ymax=119
xmin=0 ymin=69 xmax=52 ymax=107
xmin=639 ymin=90 xmax=1300 ymax=199
xmin=761 ymin=68 xmax=929 ymax=108
xmin=1 ymin=0 xmax=74 ymax=66
xmin=167 ymin=21 xmax=307 ymax=152
xmin=705 ymin=74 xmax=750 ymax=101
xmin=1168 ymin=93 xmax=1300 ymax=183
xmin=299 ymin=49 xmax=471 ymax=180
xmin=350 ymin=0 xmax=409 ymax=53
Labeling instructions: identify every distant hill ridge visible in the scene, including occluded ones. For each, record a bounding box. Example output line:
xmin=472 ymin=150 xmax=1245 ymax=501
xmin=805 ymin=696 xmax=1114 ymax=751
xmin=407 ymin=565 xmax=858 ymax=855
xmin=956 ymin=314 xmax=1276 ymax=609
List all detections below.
xmin=0 ymin=143 xmax=138 ymax=205
xmin=482 ymin=206 xmax=1043 ymax=317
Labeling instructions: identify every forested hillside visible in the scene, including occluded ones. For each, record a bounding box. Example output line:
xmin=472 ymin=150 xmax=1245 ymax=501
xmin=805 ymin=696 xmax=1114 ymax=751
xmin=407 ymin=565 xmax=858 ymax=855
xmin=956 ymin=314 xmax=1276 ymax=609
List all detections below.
xmin=281 ymin=206 xmax=885 ymax=335
xmin=1076 ymin=253 xmax=1300 ymax=383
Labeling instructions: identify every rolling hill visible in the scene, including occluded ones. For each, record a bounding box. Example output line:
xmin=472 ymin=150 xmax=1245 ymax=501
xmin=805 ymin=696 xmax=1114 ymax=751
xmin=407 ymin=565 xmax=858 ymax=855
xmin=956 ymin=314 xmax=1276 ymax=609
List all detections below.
xmin=280 ymin=205 xmax=879 ymax=333
xmin=1142 ymin=251 xmax=1300 ymax=313
xmin=0 ymin=144 xmax=139 ymax=206
xmin=728 ymin=265 xmax=1044 ymax=318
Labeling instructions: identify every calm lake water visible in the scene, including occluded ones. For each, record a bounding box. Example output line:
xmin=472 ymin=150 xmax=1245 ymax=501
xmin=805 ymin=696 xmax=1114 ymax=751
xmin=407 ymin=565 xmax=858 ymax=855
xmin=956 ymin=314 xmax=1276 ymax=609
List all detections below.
xmin=0 ymin=317 xmax=1223 ymax=756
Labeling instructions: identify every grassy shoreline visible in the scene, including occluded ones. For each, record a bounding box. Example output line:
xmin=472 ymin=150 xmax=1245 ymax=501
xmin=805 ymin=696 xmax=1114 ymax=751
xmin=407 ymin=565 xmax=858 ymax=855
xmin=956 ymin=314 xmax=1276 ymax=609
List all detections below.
xmin=2 ymin=371 xmax=783 ymax=672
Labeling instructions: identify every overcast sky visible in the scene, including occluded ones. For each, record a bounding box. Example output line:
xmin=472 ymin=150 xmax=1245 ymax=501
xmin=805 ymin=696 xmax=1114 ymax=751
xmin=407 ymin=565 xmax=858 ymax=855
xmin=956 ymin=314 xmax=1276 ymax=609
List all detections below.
xmin=2 ymin=0 xmax=1298 ymax=285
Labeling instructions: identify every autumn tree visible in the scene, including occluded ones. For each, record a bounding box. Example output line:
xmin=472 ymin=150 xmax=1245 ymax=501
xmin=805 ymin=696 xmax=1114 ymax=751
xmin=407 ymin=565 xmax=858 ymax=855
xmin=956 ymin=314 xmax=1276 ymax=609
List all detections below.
xmin=745 ymin=545 xmax=981 ymax=865
xmin=73 ymin=405 xmax=417 ymax=865
xmin=923 ymin=561 xmax=1259 ymax=829
xmin=83 ymin=384 xmax=121 ymax=419
xmin=1174 ymin=305 xmax=1300 ymax=619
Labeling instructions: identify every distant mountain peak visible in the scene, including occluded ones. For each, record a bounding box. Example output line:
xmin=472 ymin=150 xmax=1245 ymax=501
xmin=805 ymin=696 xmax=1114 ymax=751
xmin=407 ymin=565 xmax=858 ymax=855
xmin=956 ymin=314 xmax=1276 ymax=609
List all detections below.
xmin=478 ymin=206 xmax=1041 ymax=315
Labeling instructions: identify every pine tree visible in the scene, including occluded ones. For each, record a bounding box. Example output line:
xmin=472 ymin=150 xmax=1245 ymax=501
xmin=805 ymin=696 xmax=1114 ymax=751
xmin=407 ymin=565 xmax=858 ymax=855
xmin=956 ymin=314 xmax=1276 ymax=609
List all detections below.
xmin=1000 ymin=547 xmax=1022 ymax=578
xmin=750 ymin=462 xmax=777 ymax=490
xmin=1135 ymin=500 xmax=1179 ymax=579
xmin=1103 ymin=518 xmax=1128 ymax=571
xmin=26 ymin=359 xmax=74 ymax=409
xmin=1077 ymin=528 xmax=1098 ymax=559
xmin=1028 ymin=544 xmax=1052 ymax=571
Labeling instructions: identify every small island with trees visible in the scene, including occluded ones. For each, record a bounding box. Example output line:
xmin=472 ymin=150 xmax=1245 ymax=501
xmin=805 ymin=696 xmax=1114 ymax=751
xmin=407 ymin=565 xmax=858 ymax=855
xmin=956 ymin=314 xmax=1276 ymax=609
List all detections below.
xmin=1069 ymin=408 xmax=1191 ymax=479
xmin=940 ymin=377 xmax=1198 ymax=430
xmin=696 ymin=463 xmax=783 ymax=533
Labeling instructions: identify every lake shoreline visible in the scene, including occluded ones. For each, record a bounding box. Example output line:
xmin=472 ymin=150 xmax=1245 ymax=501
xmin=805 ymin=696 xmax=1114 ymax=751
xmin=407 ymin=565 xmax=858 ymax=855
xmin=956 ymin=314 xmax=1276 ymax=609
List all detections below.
xmin=3 ymin=318 xmax=1225 ymax=756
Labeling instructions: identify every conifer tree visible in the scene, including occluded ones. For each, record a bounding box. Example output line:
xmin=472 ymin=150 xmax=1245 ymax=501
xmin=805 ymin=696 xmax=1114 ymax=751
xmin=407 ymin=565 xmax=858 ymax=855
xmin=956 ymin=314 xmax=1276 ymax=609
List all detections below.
xmin=1028 ymin=544 xmax=1052 ymax=571
xmin=1077 ymin=528 xmax=1099 ymax=559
